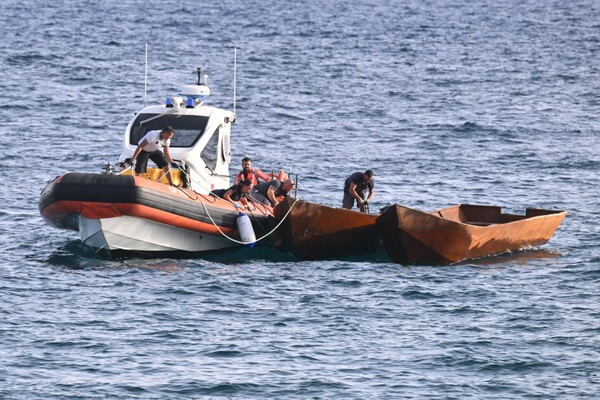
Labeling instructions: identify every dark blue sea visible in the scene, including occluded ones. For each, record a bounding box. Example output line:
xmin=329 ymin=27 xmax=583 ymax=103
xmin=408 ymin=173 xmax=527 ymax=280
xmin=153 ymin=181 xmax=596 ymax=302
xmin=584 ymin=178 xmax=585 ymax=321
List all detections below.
xmin=1 ymin=0 xmax=599 ymax=398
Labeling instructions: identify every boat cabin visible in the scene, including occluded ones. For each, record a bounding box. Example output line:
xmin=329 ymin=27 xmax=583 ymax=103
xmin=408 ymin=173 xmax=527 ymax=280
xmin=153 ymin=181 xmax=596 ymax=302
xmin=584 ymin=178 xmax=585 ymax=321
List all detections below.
xmin=118 ymin=72 xmax=235 ymax=194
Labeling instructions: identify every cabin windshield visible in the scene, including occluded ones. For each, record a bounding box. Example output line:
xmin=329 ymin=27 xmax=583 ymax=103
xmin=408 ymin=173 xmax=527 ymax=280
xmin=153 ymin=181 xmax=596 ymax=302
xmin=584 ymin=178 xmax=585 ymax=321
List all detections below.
xmin=128 ymin=113 xmax=210 ymax=148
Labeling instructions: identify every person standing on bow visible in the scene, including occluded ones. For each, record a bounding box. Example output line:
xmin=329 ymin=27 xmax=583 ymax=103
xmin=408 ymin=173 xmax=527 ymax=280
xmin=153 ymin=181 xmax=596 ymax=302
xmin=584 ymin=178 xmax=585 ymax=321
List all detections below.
xmin=343 ymin=170 xmax=374 ymax=213
xmin=129 ymin=126 xmax=178 ymax=186
xmin=233 ymin=157 xmax=272 ymax=186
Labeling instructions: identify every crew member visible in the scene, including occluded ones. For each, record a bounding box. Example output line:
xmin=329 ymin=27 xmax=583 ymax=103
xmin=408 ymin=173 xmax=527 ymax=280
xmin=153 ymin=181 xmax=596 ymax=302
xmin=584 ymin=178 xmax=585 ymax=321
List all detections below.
xmin=233 ymin=157 xmax=272 ymax=186
xmin=212 ymin=179 xmax=254 ymax=209
xmin=129 ymin=126 xmax=178 ymax=186
xmin=251 ymin=179 xmax=295 ymax=206
xmin=343 ymin=170 xmax=374 ymax=213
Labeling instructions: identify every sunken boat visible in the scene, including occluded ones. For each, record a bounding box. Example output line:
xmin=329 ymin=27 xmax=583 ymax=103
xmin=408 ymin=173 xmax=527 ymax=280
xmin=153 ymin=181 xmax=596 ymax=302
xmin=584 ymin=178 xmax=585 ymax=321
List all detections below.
xmin=376 ymin=203 xmax=567 ymax=265
xmin=273 ymin=198 xmax=380 ymax=260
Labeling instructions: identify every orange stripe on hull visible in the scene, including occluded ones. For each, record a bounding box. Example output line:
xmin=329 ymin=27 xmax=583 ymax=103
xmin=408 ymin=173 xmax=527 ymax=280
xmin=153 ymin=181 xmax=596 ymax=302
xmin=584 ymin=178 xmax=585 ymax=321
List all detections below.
xmin=42 ymin=200 xmax=237 ymax=236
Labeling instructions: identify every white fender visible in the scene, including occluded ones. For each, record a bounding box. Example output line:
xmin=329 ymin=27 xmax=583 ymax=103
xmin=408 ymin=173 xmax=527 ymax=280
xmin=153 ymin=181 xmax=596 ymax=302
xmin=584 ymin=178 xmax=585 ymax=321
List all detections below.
xmin=236 ymin=212 xmax=256 ymax=247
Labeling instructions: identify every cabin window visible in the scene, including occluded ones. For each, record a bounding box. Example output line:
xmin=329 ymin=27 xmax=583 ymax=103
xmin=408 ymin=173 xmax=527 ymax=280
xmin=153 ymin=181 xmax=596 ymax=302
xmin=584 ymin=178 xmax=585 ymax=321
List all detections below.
xmin=221 ymin=132 xmax=231 ymax=163
xmin=201 ymin=132 xmax=219 ymax=171
xmin=128 ymin=113 xmax=210 ymax=148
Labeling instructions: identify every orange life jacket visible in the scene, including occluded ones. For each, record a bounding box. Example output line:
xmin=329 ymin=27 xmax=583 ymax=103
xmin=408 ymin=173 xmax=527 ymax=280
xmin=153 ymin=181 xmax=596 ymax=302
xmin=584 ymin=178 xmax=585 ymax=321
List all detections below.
xmin=276 ymin=170 xmax=288 ymax=181
xmin=236 ymin=170 xmax=259 ymax=186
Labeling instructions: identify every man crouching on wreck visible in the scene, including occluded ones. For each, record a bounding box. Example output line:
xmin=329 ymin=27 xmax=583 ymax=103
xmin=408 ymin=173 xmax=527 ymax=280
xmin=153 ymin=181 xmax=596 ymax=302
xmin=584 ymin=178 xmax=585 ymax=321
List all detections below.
xmin=343 ymin=170 xmax=374 ymax=213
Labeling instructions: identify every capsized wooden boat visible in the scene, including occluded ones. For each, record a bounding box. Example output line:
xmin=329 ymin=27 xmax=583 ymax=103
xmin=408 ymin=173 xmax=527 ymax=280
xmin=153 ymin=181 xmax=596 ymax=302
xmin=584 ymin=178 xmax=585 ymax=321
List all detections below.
xmin=39 ymin=172 xmax=273 ymax=252
xmin=272 ymin=198 xmax=380 ymax=260
xmin=376 ymin=204 xmax=567 ymax=265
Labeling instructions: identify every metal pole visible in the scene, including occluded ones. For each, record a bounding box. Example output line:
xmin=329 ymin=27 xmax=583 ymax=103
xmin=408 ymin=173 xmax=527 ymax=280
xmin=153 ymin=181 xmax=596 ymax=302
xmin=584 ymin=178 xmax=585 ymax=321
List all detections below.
xmin=144 ymin=43 xmax=148 ymax=107
xmin=233 ymin=46 xmax=237 ymax=115
xmin=294 ymin=173 xmax=298 ymax=198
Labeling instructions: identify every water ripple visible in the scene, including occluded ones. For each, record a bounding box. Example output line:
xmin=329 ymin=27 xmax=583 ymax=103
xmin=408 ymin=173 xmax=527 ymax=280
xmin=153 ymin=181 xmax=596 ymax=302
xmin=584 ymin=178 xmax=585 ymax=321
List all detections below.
xmin=1 ymin=0 xmax=599 ymax=398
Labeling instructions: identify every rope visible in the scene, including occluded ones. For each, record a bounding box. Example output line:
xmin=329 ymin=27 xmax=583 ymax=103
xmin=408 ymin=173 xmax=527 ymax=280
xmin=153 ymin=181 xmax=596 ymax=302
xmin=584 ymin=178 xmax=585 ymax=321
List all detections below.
xmin=196 ymin=197 xmax=300 ymax=245
xmin=119 ymin=163 xmax=213 ymax=194
xmin=248 ymin=205 xmax=270 ymax=234
xmin=175 ymin=185 xmax=200 ymax=201
xmin=116 ymin=165 xmax=134 ymax=175
xmin=177 ymin=165 xmax=217 ymax=195
xmin=118 ymin=163 xmax=301 ymax=246
xmin=297 ymin=180 xmax=319 ymax=203
xmin=178 ymin=167 xmax=279 ymax=218
xmin=175 ymin=167 xmax=301 ymax=245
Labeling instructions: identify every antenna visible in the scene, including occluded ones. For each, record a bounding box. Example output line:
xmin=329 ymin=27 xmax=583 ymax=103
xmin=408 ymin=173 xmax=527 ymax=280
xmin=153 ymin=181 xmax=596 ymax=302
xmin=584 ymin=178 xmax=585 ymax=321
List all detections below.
xmin=196 ymin=67 xmax=202 ymax=85
xmin=144 ymin=43 xmax=148 ymax=107
xmin=233 ymin=46 xmax=237 ymax=115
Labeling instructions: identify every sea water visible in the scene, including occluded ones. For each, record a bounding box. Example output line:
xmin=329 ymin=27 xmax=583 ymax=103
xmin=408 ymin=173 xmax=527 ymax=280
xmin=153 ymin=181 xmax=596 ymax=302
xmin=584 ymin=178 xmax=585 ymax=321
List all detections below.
xmin=1 ymin=0 xmax=599 ymax=398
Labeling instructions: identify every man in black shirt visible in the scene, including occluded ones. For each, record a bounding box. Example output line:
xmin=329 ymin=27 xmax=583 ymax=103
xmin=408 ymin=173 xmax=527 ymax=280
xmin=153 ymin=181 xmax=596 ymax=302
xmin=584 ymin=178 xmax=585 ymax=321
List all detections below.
xmin=212 ymin=179 xmax=254 ymax=209
xmin=251 ymin=179 xmax=295 ymax=206
xmin=343 ymin=170 xmax=374 ymax=212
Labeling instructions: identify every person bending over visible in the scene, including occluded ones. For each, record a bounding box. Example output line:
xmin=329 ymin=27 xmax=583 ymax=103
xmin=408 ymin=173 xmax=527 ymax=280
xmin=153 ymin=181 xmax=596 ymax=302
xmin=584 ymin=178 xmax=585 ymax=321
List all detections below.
xmin=129 ymin=126 xmax=178 ymax=186
xmin=251 ymin=179 xmax=295 ymax=207
xmin=343 ymin=170 xmax=374 ymax=213
xmin=212 ymin=179 xmax=254 ymax=210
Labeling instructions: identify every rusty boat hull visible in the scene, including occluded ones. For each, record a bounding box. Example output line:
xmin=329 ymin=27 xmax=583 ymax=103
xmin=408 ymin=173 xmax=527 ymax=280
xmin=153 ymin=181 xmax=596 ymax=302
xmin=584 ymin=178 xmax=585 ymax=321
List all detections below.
xmin=273 ymin=198 xmax=380 ymax=260
xmin=376 ymin=204 xmax=567 ymax=265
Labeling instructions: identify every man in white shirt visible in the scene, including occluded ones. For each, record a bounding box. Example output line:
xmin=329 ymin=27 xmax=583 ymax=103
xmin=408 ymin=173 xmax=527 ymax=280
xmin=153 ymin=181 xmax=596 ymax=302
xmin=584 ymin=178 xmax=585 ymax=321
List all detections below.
xmin=130 ymin=126 xmax=177 ymax=186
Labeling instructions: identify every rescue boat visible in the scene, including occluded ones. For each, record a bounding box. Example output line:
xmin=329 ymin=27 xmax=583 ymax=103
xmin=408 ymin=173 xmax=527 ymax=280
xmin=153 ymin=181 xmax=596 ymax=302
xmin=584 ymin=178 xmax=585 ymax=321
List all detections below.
xmin=39 ymin=68 xmax=276 ymax=253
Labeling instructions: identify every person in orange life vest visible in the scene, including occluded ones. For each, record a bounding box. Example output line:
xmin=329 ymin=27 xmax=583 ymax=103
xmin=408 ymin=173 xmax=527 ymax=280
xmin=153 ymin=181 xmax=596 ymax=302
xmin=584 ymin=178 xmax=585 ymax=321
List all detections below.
xmin=129 ymin=126 xmax=178 ymax=186
xmin=233 ymin=157 xmax=272 ymax=186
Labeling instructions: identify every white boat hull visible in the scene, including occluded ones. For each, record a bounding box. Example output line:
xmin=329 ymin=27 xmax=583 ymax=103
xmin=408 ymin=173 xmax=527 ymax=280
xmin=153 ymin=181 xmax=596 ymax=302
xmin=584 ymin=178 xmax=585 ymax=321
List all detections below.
xmin=79 ymin=215 xmax=237 ymax=252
